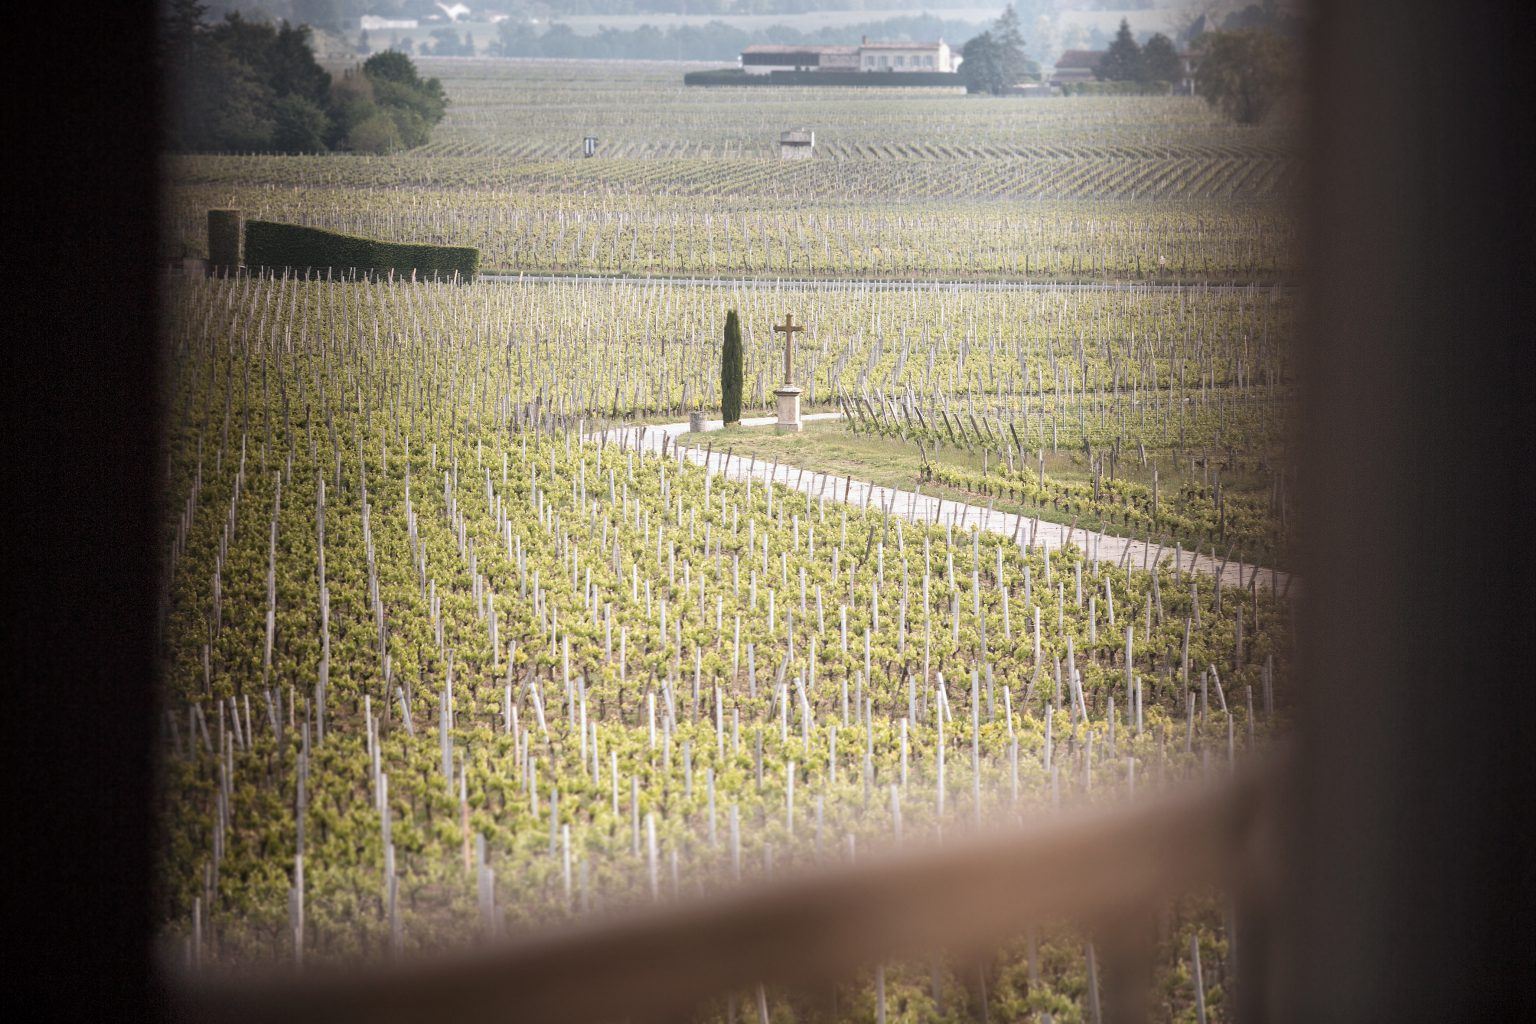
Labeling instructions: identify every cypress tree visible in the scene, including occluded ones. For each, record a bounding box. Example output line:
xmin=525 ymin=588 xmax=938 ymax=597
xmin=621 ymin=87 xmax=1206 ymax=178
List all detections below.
xmin=1141 ymin=32 xmax=1182 ymax=87
xmin=1098 ymin=19 xmax=1145 ymax=82
xmin=722 ymin=309 xmax=743 ymax=426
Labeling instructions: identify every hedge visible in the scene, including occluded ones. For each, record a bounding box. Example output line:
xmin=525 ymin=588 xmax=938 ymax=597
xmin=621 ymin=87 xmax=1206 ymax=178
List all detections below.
xmin=1059 ymin=80 xmax=1173 ymax=96
xmin=207 ymin=210 xmax=242 ymax=273
xmin=684 ymin=68 xmax=963 ymax=88
xmin=243 ymin=220 xmax=479 ymax=282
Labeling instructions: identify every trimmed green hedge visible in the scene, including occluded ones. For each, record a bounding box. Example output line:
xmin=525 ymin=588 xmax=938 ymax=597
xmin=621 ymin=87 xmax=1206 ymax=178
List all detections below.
xmin=207 ymin=210 xmax=242 ymax=272
xmin=244 ymin=220 xmax=479 ymax=281
xmin=684 ymin=68 xmax=963 ymax=87
xmin=1060 ymin=80 xmax=1172 ymax=96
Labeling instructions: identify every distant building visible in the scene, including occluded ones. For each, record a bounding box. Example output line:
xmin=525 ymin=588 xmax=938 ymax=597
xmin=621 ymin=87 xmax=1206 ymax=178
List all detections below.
xmin=1176 ymin=52 xmax=1200 ymax=95
xmin=742 ymin=45 xmax=840 ymax=75
xmin=856 ymin=39 xmax=954 ymax=73
xmin=820 ymin=47 xmax=861 ymax=72
xmin=779 ymin=129 xmax=814 ymax=160
xmin=740 ymin=39 xmax=954 ymax=76
xmin=1051 ymin=50 xmax=1104 ymax=87
xmin=361 ymin=15 xmax=419 ymax=31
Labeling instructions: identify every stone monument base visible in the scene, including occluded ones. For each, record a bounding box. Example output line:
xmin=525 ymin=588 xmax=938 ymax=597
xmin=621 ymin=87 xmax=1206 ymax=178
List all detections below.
xmin=773 ymin=386 xmax=803 ymax=433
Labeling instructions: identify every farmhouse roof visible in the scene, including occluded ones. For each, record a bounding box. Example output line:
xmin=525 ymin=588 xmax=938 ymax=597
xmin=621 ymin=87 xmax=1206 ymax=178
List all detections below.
xmin=742 ymin=44 xmax=851 ymax=55
xmin=1055 ymin=49 xmax=1106 ymax=69
xmin=857 ymin=40 xmax=947 ymax=50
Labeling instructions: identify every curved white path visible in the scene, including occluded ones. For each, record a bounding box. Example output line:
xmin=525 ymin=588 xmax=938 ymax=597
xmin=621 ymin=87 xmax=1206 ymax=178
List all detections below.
xmin=588 ymin=413 xmax=1294 ymax=596
xmin=483 ymin=273 xmax=1289 ymax=294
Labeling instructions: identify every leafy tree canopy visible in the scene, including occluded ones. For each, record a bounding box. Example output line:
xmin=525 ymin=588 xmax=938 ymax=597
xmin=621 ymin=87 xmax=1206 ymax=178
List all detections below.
xmin=1194 ymin=29 xmax=1296 ymax=124
xmin=161 ymin=1 xmax=446 ymax=154
xmin=362 ymin=49 xmax=425 ymax=88
xmin=960 ymin=4 xmax=1031 ymax=96
xmin=1141 ymin=32 xmax=1182 ymax=86
xmin=960 ymin=32 xmax=1003 ymax=95
xmin=210 ymin=14 xmax=331 ymax=104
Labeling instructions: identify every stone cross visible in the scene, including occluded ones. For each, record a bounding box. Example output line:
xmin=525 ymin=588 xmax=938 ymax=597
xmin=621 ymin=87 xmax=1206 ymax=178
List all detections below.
xmin=773 ymin=313 xmax=804 ymax=386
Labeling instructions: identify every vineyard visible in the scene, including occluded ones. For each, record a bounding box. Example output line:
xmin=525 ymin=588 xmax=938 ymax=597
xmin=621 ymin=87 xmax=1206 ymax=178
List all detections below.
xmin=162 ymin=60 xmax=1297 ymax=281
xmin=416 ymin=61 xmax=1296 ymax=157
xmin=151 ymin=273 xmax=1294 ymax=450
xmin=679 ymin=414 xmax=1294 ymax=571
xmin=151 ymin=51 xmax=1306 ymax=1023
xmin=157 ymin=269 xmax=1291 ymax=1021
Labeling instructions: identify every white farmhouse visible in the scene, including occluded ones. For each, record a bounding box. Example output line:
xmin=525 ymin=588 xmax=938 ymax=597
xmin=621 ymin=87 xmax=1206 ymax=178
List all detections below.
xmin=361 ymin=15 xmax=419 ymax=31
xmin=738 ymin=39 xmax=955 ymax=76
xmin=856 ymin=39 xmax=954 ymax=73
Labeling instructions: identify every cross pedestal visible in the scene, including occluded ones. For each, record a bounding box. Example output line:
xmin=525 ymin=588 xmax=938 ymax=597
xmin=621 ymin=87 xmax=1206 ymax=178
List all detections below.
xmin=774 ymin=385 xmax=803 ymax=433
xmin=772 ymin=312 xmax=806 ymax=433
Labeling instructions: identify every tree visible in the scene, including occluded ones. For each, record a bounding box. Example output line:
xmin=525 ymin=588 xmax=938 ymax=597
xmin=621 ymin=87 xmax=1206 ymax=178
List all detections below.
xmin=1194 ymin=29 xmax=1294 ymax=124
xmin=160 ymin=5 xmax=357 ymax=153
xmin=358 ymin=49 xmax=447 ymax=149
xmin=492 ymin=19 xmax=537 ymax=57
xmin=348 ymin=109 xmax=402 ymax=153
xmin=364 ymin=49 xmax=449 ymax=121
xmin=210 ymin=17 xmax=330 ymax=105
xmin=961 ymin=5 xmax=1031 ymax=96
xmin=1097 ymin=18 xmax=1143 ymax=82
xmin=272 ymin=94 xmax=329 ymax=151
xmin=960 ymin=32 xmax=1005 ymax=95
xmin=363 ymin=49 xmax=425 ymax=87
xmin=176 ymin=40 xmax=276 ymax=151
xmin=427 ymin=28 xmax=471 ymax=56
xmin=1141 ymin=32 xmax=1181 ymax=87
xmin=160 ymin=0 xmax=206 ymax=71
xmin=990 ymin=4 xmax=1031 ymax=86
xmin=324 ymin=69 xmax=375 ymax=148
xmin=721 ymin=310 xmax=743 ymax=427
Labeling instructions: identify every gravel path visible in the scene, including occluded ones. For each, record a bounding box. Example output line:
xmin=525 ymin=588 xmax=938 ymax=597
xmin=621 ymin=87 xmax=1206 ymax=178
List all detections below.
xmin=485 ymin=273 xmax=1289 ymax=294
xmin=588 ymin=413 xmax=1295 ymax=595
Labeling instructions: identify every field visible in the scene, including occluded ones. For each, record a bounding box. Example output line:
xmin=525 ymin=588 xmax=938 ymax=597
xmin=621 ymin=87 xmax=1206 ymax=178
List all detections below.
xmin=164 ymin=61 xmax=1297 ymax=281
xmin=159 ymin=271 xmax=1287 ymax=1014
xmin=158 ymin=58 xmax=1297 ymax=1021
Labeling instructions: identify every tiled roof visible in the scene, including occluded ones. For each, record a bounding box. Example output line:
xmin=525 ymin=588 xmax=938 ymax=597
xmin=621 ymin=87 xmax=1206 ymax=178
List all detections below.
xmin=742 ymin=44 xmax=824 ymax=54
xmin=1054 ymin=49 xmax=1106 ymax=69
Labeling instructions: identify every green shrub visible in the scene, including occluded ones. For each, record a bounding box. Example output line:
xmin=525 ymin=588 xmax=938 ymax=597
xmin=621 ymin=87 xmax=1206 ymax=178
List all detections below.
xmin=272 ymin=96 xmax=330 ymax=153
xmin=347 ymin=110 xmax=402 ymax=154
xmin=244 ymin=220 xmax=479 ymax=281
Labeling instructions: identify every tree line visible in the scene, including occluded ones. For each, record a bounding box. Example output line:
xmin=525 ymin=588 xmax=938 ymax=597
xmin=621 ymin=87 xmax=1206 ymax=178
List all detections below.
xmin=1095 ymin=18 xmax=1183 ymax=89
xmin=958 ymin=7 xmax=1296 ymax=124
xmin=1095 ymin=13 xmax=1298 ymax=124
xmin=162 ymin=0 xmax=446 ymax=153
